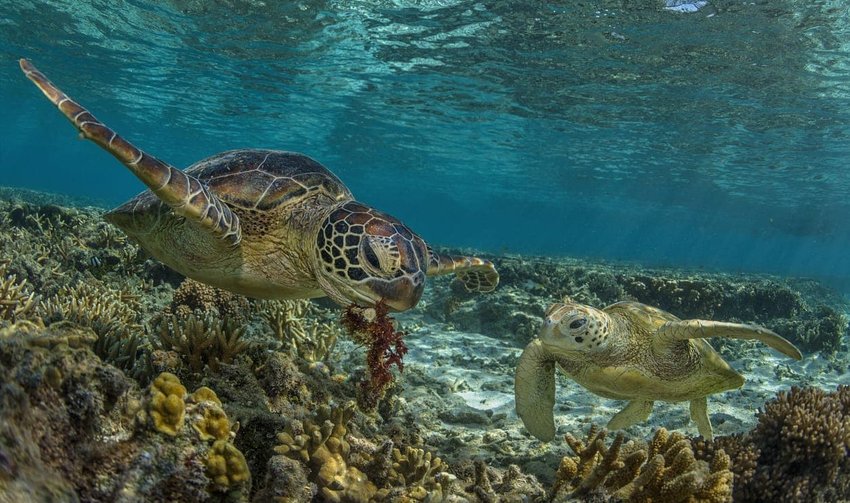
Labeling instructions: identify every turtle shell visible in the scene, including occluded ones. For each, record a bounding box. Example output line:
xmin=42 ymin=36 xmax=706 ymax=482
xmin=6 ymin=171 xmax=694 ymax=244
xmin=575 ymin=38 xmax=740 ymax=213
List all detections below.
xmin=187 ymin=149 xmax=352 ymax=210
xmin=108 ymin=149 xmax=352 ymax=219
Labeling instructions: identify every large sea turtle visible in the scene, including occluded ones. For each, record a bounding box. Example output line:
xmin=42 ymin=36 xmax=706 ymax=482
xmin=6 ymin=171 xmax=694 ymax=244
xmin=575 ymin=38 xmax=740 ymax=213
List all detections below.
xmin=515 ymin=297 xmax=802 ymax=441
xmin=20 ymin=59 xmax=498 ymax=311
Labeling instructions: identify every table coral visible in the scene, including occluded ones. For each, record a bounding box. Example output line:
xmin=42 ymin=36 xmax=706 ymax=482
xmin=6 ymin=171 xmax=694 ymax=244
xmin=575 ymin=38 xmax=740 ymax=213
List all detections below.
xmin=552 ymin=425 xmax=732 ymax=502
xmin=148 ymin=372 xmax=187 ymax=436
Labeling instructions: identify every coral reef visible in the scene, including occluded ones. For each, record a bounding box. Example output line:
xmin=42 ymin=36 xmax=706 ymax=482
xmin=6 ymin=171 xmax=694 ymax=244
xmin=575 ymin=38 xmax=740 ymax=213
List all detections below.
xmin=0 ymin=260 xmax=37 ymax=323
xmin=275 ymin=401 xmax=378 ymax=502
xmin=426 ymin=251 xmax=849 ymax=353
xmin=170 ymin=277 xmax=251 ymax=323
xmin=341 ymin=301 xmax=409 ymax=409
xmin=148 ymin=372 xmax=188 ymax=436
xmin=0 ymin=322 xmax=247 ymax=502
xmin=552 ymin=425 xmax=733 ymax=502
xmin=152 ymin=313 xmax=253 ymax=374
xmin=206 ymin=439 xmax=251 ymax=490
xmin=190 ymin=387 xmax=233 ymax=442
xmin=274 ymin=401 xmax=458 ymax=502
xmin=259 ymin=298 xmax=342 ymax=364
xmin=693 ymin=385 xmax=850 ymax=502
xmin=3 ymin=191 xmax=850 ymax=502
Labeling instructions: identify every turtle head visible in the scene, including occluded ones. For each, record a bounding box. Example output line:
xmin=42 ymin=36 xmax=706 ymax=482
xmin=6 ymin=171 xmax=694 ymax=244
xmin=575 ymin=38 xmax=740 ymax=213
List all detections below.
xmin=540 ymin=296 xmax=612 ymax=354
xmin=314 ymin=201 xmax=428 ymax=311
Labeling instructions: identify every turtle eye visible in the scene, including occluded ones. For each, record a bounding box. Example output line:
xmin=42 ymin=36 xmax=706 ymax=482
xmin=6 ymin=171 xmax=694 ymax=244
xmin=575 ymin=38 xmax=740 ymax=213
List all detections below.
xmin=569 ymin=318 xmax=587 ymax=330
xmin=359 ymin=235 xmax=400 ymax=277
xmin=362 ymin=239 xmax=382 ymax=271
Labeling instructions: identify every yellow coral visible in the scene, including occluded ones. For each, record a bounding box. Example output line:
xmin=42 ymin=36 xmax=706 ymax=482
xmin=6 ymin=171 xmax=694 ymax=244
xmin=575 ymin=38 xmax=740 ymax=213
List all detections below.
xmin=206 ymin=440 xmax=250 ymax=489
xmin=275 ymin=402 xmax=377 ymax=502
xmin=553 ymin=426 xmax=733 ymax=502
xmin=149 ymin=372 xmax=187 ymax=436
xmin=193 ymin=403 xmax=231 ymax=442
xmin=190 ymin=386 xmax=222 ymax=406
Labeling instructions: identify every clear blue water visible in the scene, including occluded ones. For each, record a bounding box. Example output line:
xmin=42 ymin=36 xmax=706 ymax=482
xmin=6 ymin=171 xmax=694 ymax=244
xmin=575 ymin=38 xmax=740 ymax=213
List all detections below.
xmin=2 ymin=0 xmax=849 ymax=288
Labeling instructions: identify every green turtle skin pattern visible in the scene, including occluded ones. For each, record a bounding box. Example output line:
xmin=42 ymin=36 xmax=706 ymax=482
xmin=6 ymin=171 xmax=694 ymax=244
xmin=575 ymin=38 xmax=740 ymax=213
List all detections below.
xmin=516 ymin=297 xmax=802 ymax=441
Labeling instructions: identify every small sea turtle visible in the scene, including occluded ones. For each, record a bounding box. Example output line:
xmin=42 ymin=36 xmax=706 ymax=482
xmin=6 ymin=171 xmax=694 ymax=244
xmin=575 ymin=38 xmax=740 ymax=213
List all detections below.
xmin=20 ymin=59 xmax=498 ymax=311
xmin=515 ymin=297 xmax=802 ymax=441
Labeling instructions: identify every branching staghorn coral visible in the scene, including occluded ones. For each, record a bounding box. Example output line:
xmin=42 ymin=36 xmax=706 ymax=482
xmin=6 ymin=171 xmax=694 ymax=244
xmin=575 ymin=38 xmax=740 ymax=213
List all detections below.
xmin=152 ymin=313 xmax=252 ymax=373
xmin=38 ymin=281 xmax=142 ymax=336
xmin=552 ymin=426 xmax=733 ymax=503
xmin=0 ymin=260 xmax=37 ymax=323
xmin=374 ymin=445 xmax=452 ymax=501
xmin=37 ymin=281 xmax=146 ymax=374
xmin=257 ymin=299 xmax=341 ymax=363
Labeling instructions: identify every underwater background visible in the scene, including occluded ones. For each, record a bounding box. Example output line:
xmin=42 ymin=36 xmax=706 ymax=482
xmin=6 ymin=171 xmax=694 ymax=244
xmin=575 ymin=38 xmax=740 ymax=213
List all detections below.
xmin=1 ymin=1 xmax=850 ymax=502
xmin=2 ymin=0 xmax=850 ymax=287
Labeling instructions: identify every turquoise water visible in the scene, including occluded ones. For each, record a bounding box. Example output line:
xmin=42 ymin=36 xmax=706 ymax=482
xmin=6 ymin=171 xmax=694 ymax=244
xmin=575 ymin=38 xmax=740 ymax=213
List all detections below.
xmin=2 ymin=0 xmax=850 ymax=287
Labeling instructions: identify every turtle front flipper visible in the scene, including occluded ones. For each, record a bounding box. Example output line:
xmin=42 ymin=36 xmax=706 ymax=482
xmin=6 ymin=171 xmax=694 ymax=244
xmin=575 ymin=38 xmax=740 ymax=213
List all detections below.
xmin=19 ymin=59 xmax=241 ymax=245
xmin=515 ymin=339 xmax=557 ymax=441
xmin=655 ymin=319 xmax=802 ymax=360
xmin=426 ymin=247 xmax=499 ymax=293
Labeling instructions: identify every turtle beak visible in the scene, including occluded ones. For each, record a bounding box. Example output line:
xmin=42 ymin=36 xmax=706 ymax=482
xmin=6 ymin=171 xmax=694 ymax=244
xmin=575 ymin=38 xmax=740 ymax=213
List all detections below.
xmin=366 ymin=273 xmax=425 ymax=312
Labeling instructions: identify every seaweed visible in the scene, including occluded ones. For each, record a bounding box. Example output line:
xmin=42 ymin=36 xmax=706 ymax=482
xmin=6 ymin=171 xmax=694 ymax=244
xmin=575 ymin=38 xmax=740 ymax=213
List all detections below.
xmin=341 ymin=301 xmax=408 ymax=410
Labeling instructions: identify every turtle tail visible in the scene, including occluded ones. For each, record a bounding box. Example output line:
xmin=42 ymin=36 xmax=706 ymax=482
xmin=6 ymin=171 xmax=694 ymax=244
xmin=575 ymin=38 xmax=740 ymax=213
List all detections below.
xmin=426 ymin=246 xmax=499 ymax=292
xmin=19 ymin=59 xmax=241 ymax=245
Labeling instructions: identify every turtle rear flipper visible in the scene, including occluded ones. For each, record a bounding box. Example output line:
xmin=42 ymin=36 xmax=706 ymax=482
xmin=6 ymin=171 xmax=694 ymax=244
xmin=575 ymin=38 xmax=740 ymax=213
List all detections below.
xmin=607 ymin=400 xmax=654 ymax=432
xmin=655 ymin=319 xmax=802 ymax=360
xmin=19 ymin=59 xmax=241 ymax=245
xmin=426 ymin=248 xmax=499 ymax=292
xmin=515 ymin=339 xmax=557 ymax=441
